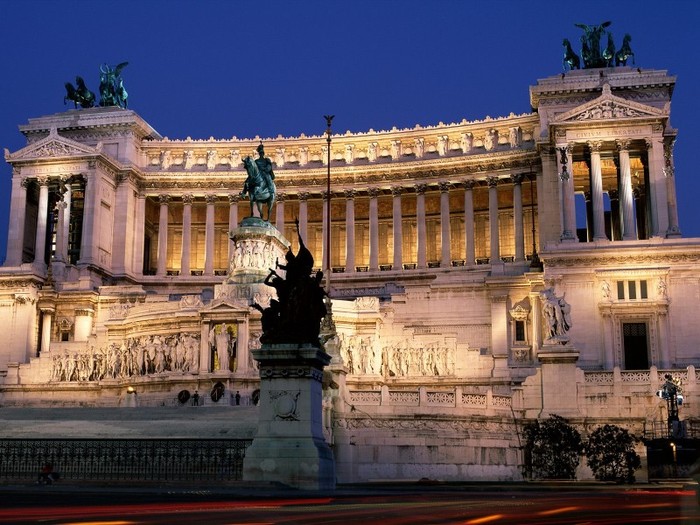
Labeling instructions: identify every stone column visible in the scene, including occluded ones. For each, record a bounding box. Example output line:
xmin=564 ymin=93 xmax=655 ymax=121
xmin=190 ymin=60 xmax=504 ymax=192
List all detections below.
xmin=204 ymin=194 xmax=216 ymax=276
xmin=664 ymin=139 xmax=681 ymax=237
xmin=415 ymin=184 xmax=427 ymax=269
xmin=156 ymin=194 xmax=170 ymax=276
xmin=634 ymin=188 xmax=648 ymax=240
xmin=133 ymin=194 xmax=146 ymax=274
xmin=645 ymin=138 xmax=669 ymax=237
xmin=181 ymin=194 xmax=193 ymax=276
xmin=512 ymin=174 xmax=525 ymax=261
xmin=34 ymin=176 xmax=50 ymax=267
xmin=487 ymin=177 xmax=500 ymax=263
xmin=617 ymin=140 xmax=636 ymax=240
xmin=54 ymin=200 xmax=68 ymax=263
xmin=587 ymin=141 xmax=607 ymax=240
xmin=391 ymin=187 xmax=403 ymax=270
xmin=439 ymin=182 xmax=451 ymax=267
xmin=463 ymin=180 xmax=476 ymax=266
xmin=368 ymin=188 xmax=379 ymax=271
xmin=275 ymin=192 xmax=286 ymax=232
xmin=200 ymin=322 xmax=211 ymax=373
xmin=298 ymin=192 xmax=309 ymax=241
xmin=228 ymin=194 xmax=240 ymax=262
xmin=6 ymin=176 xmax=29 ymax=266
xmin=528 ymin=291 xmax=541 ymax=354
xmin=79 ymin=169 xmax=98 ymax=265
xmin=344 ymin=190 xmax=356 ymax=272
xmin=40 ymin=307 xmax=53 ymax=355
xmin=557 ymin=145 xmax=577 ymax=242
xmin=322 ymin=191 xmax=330 ymax=273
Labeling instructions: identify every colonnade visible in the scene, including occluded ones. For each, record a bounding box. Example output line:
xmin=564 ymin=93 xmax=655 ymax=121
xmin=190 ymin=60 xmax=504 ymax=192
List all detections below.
xmin=556 ymin=137 xmax=680 ymax=242
xmin=146 ymin=175 xmax=538 ymax=276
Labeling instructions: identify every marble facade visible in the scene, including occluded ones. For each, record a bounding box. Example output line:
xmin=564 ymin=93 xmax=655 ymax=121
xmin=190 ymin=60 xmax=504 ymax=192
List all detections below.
xmin=1 ymin=66 xmax=699 ymax=482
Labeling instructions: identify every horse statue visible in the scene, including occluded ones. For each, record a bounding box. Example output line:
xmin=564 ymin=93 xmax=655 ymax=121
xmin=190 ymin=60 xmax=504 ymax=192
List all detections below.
xmin=602 ymin=33 xmax=616 ymax=67
xmin=64 ymin=76 xmax=95 ymax=108
xmin=241 ymin=156 xmax=276 ymax=221
xmin=562 ymin=38 xmax=580 ymax=71
xmin=615 ymin=34 xmax=635 ymax=66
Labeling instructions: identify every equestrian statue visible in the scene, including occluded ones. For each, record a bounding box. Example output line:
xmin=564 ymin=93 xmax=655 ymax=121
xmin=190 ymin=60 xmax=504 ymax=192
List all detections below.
xmin=563 ymin=22 xmax=635 ymax=71
xmin=241 ymin=143 xmax=276 ymax=222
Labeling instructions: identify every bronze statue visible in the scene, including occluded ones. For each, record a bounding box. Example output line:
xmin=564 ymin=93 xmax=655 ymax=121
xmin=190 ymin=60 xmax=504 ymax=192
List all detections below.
xmin=562 ymin=39 xmax=580 ymax=71
xmin=99 ymin=62 xmax=129 ymax=108
xmin=241 ymin=143 xmax=276 ymax=221
xmin=64 ymin=76 xmax=95 ymax=109
xmin=254 ymin=220 xmax=326 ymax=347
xmin=615 ymin=34 xmax=635 ymax=66
xmin=602 ymin=33 xmax=616 ymax=68
xmin=574 ymin=21 xmax=611 ymax=68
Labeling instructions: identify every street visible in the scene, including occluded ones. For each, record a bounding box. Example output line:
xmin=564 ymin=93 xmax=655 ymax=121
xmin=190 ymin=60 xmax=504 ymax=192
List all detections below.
xmin=0 ymin=484 xmax=698 ymax=524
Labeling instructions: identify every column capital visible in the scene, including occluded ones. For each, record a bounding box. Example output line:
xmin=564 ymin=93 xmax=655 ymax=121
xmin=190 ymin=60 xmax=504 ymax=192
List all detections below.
xmin=644 ymin=137 xmax=654 ymax=150
xmin=438 ymin=181 xmax=451 ymax=193
xmin=205 ymin=194 xmax=218 ymax=205
xmin=390 ymin=186 xmax=404 ymax=196
xmin=228 ymin=193 xmax=241 ymax=204
xmin=158 ymin=194 xmax=171 ymax=205
xmin=20 ymin=177 xmax=31 ymax=189
xmin=276 ymin=192 xmax=287 ymax=202
xmin=415 ymin=183 xmax=427 ymax=195
xmin=486 ymin=176 xmax=499 ymax=188
xmin=462 ymin=179 xmax=477 ymax=190
xmin=587 ymin=140 xmax=603 ymax=152
xmin=298 ymin=191 xmax=310 ymax=201
xmin=616 ymin=139 xmax=631 ymax=151
xmin=36 ymin=175 xmax=50 ymax=186
xmin=182 ymin=193 xmax=195 ymax=205
xmin=344 ymin=189 xmax=356 ymax=200
xmin=367 ymin=187 xmax=380 ymax=198
xmin=321 ymin=190 xmax=330 ymax=200
xmin=511 ymin=173 xmax=525 ymax=185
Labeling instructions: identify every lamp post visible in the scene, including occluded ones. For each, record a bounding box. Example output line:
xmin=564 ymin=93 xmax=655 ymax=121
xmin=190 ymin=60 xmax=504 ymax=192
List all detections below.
xmin=323 ymin=115 xmax=334 ymax=294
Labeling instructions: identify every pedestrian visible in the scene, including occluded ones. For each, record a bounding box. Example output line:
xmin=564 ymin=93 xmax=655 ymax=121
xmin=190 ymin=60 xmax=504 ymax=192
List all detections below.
xmin=192 ymin=390 xmax=200 ymax=406
xmin=235 ymin=391 xmax=241 ymax=405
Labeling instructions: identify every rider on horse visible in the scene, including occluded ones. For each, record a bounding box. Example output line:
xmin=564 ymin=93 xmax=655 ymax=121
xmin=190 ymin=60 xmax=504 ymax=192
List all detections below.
xmin=241 ymin=142 xmax=276 ymax=221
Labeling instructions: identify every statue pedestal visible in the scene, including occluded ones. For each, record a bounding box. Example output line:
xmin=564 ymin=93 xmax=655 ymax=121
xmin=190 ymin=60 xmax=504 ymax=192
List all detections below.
xmin=538 ymin=343 xmax=580 ymax=418
xmin=242 ymin=343 xmax=335 ymax=490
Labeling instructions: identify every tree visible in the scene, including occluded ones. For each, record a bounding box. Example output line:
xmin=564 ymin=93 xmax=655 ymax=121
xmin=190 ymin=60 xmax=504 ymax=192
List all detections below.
xmin=522 ymin=414 xmax=582 ymax=479
xmin=584 ymin=424 xmax=641 ymax=483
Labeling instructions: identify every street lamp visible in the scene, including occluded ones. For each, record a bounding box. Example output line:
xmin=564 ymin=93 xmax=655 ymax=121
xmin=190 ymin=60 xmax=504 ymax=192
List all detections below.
xmin=323 ymin=115 xmax=334 ymax=294
xmin=528 ymin=165 xmax=542 ymax=271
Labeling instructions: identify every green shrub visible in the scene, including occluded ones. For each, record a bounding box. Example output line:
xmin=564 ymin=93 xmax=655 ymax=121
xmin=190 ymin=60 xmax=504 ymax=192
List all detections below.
xmin=522 ymin=414 xmax=582 ymax=479
xmin=584 ymin=424 xmax=641 ymax=483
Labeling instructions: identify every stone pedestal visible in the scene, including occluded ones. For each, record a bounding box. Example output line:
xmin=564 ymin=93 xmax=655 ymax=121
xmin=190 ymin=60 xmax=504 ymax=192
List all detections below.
xmin=538 ymin=343 xmax=580 ymax=417
xmin=242 ymin=343 xmax=335 ymax=490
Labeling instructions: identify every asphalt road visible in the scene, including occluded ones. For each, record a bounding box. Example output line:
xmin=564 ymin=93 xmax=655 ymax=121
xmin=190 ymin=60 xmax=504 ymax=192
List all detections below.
xmin=1 ymin=483 xmax=698 ymax=524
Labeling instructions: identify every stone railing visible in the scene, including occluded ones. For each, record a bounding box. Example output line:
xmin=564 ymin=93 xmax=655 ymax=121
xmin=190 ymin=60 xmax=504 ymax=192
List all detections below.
xmin=583 ymin=366 xmax=695 ymax=388
xmin=349 ymin=385 xmax=511 ymax=411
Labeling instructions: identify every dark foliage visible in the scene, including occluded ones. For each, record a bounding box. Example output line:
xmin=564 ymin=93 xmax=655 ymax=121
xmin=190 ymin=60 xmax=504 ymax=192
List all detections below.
xmin=584 ymin=424 xmax=641 ymax=483
xmin=522 ymin=414 xmax=582 ymax=479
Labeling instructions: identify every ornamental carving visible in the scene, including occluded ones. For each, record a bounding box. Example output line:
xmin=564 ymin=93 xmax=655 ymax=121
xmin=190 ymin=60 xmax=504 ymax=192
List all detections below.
xmin=574 ymin=101 xmax=645 ymax=121
xmin=26 ymin=141 xmax=88 ymax=159
xmin=270 ymin=390 xmax=300 ymax=421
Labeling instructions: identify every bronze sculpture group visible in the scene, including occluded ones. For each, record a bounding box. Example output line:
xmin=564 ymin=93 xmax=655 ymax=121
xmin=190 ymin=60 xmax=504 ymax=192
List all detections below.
xmin=241 ymin=143 xmax=277 ymax=222
xmin=563 ymin=21 xmax=635 ymax=71
xmin=252 ymin=220 xmax=327 ymax=348
xmin=64 ymin=62 xmax=129 ymax=109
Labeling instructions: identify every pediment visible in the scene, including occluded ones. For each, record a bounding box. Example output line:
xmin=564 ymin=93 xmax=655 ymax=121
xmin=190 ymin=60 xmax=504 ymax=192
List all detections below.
xmin=4 ymin=126 xmax=97 ymax=162
xmin=200 ymin=298 xmax=251 ymax=315
xmin=553 ymin=84 xmax=667 ymax=124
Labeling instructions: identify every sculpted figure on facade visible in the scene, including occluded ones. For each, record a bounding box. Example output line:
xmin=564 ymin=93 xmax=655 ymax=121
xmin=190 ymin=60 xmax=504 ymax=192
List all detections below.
xmin=508 ymin=127 xmax=522 ymax=148
xmin=367 ymin=142 xmax=378 ymax=162
xmin=160 ymin=150 xmax=171 ymax=170
xmin=540 ymin=287 xmax=572 ymax=343
xmin=460 ymin=132 xmax=473 ymax=153
xmin=183 ymin=150 xmax=194 ymax=170
xmin=437 ymin=135 xmax=448 ymax=156
xmin=484 ymin=129 xmax=498 ymax=151
xmin=206 ymin=150 xmax=218 ymax=169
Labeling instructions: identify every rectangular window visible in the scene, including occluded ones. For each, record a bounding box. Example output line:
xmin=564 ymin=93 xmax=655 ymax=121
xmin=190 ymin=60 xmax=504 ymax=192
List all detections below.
xmin=628 ymin=281 xmax=637 ymax=300
xmin=617 ymin=281 xmax=625 ymax=300
xmin=640 ymin=280 xmax=648 ymax=299
xmin=515 ymin=320 xmax=526 ymax=342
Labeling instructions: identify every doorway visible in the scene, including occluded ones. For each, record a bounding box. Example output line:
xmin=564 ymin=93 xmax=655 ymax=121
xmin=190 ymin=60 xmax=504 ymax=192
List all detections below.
xmin=623 ymin=322 xmax=649 ymax=369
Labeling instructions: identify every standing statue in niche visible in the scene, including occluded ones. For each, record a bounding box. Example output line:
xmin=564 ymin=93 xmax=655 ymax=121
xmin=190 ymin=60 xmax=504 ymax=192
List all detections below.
xmin=241 ymin=143 xmax=276 ymax=221
xmin=253 ymin=219 xmax=326 ymax=347
xmin=209 ymin=323 xmax=232 ymax=371
xmin=540 ymin=287 xmax=572 ymax=344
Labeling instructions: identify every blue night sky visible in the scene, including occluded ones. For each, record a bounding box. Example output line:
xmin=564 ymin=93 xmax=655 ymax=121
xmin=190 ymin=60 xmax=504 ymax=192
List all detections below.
xmin=1 ymin=0 xmax=698 ymax=261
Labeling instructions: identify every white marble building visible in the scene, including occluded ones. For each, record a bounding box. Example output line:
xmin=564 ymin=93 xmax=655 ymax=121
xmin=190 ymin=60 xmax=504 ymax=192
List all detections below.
xmin=1 ymin=66 xmax=699 ymax=482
